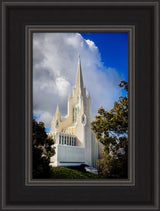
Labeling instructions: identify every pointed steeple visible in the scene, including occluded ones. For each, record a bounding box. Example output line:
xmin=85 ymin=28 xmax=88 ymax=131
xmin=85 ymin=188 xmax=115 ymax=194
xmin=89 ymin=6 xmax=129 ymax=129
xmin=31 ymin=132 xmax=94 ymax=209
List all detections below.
xmin=75 ymin=54 xmax=84 ymax=93
xmin=54 ymin=104 xmax=61 ymax=120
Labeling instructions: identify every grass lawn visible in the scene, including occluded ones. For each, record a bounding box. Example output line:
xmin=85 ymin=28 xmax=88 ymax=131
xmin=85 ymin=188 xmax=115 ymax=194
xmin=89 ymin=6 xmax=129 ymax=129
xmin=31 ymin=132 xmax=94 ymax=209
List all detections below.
xmin=50 ymin=167 xmax=103 ymax=179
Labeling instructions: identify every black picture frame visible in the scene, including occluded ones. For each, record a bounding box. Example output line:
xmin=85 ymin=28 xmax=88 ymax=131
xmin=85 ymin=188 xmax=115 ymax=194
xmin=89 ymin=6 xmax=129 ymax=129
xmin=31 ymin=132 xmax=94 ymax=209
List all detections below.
xmin=1 ymin=1 xmax=159 ymax=210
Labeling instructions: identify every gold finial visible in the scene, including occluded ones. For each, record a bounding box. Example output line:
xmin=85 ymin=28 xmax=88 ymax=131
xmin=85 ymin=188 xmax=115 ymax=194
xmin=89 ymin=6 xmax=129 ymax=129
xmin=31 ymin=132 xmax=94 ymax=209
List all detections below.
xmin=78 ymin=53 xmax=80 ymax=58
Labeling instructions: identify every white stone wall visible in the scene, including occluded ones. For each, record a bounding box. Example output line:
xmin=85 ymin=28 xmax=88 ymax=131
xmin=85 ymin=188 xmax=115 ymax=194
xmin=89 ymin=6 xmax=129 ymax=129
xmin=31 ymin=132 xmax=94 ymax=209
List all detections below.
xmin=84 ymin=119 xmax=92 ymax=166
xmin=50 ymin=144 xmax=85 ymax=166
xmin=91 ymin=132 xmax=99 ymax=168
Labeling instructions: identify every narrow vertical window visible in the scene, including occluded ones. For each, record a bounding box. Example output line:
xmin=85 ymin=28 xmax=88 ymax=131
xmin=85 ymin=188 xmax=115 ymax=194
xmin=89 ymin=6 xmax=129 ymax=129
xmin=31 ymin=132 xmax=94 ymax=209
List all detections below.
xmin=75 ymin=107 xmax=77 ymax=122
xmin=73 ymin=108 xmax=74 ymax=122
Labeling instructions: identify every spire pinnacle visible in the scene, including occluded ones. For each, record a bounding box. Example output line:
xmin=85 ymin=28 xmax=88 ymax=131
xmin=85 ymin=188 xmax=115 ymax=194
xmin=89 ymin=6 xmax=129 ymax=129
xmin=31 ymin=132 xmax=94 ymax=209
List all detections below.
xmin=54 ymin=104 xmax=61 ymax=120
xmin=56 ymin=104 xmax=59 ymax=112
xmin=75 ymin=54 xmax=84 ymax=93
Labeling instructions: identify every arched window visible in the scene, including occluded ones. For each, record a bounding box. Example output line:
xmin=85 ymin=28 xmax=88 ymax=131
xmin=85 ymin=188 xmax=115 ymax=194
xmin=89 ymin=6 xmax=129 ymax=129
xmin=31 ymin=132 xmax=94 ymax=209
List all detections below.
xmin=62 ymin=136 xmax=63 ymax=144
xmin=70 ymin=137 xmax=71 ymax=145
xmin=64 ymin=136 xmax=66 ymax=144
xmin=67 ymin=136 xmax=69 ymax=145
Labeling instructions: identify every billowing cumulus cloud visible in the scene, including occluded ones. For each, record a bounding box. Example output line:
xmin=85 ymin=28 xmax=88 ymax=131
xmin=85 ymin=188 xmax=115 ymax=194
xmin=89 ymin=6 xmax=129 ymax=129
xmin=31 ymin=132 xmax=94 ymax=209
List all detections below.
xmin=33 ymin=33 xmax=123 ymax=128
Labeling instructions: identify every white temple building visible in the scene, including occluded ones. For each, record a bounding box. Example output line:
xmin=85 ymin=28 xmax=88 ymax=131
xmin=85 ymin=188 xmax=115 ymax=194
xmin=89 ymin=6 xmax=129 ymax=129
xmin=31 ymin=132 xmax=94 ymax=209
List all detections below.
xmin=49 ymin=55 xmax=102 ymax=168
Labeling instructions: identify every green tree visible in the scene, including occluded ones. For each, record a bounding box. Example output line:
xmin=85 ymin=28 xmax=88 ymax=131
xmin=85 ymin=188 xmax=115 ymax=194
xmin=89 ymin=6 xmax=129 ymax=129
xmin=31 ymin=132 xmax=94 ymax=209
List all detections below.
xmin=91 ymin=81 xmax=128 ymax=178
xmin=32 ymin=119 xmax=55 ymax=179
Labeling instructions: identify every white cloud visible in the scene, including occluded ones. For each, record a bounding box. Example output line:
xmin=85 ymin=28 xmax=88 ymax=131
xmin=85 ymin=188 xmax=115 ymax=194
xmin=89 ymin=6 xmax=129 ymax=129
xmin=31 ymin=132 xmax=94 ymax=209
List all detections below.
xmin=35 ymin=111 xmax=53 ymax=128
xmin=56 ymin=77 xmax=70 ymax=97
xmin=85 ymin=39 xmax=97 ymax=50
xmin=33 ymin=33 xmax=123 ymax=128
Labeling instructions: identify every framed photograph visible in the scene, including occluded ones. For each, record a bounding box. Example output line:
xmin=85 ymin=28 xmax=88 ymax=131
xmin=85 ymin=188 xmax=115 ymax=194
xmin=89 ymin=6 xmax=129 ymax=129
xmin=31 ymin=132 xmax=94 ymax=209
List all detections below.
xmin=1 ymin=0 xmax=159 ymax=210
xmin=29 ymin=28 xmax=133 ymax=185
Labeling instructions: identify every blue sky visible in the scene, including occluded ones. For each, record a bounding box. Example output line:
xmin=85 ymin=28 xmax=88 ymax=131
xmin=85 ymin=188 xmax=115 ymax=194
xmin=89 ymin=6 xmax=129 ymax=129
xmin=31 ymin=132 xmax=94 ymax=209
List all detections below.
xmin=33 ymin=32 xmax=128 ymax=132
xmin=80 ymin=32 xmax=128 ymax=81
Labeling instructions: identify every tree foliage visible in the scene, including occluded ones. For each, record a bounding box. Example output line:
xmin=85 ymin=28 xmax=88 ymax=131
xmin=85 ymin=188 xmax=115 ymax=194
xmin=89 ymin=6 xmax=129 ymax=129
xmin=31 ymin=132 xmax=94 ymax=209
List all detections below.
xmin=91 ymin=80 xmax=128 ymax=178
xmin=32 ymin=119 xmax=55 ymax=178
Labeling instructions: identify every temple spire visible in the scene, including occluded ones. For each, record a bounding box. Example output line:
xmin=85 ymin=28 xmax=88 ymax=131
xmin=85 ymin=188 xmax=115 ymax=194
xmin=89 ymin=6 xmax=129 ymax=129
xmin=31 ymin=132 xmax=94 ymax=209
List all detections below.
xmin=75 ymin=54 xmax=84 ymax=93
xmin=54 ymin=104 xmax=61 ymax=120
